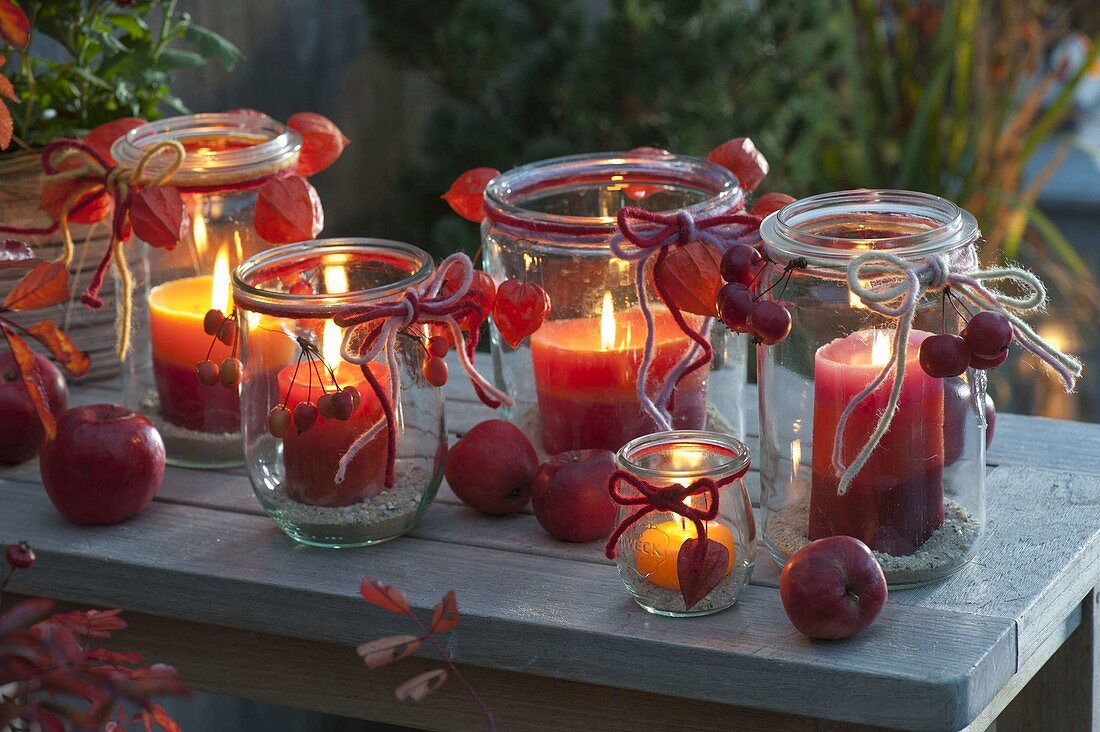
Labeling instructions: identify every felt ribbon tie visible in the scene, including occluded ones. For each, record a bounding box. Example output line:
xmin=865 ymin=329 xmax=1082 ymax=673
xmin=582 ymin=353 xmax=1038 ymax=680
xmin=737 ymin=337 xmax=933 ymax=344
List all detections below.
xmin=334 ymin=253 xmax=512 ymax=489
xmin=610 ymin=206 xmax=762 ymax=431
xmin=604 ymin=469 xmax=743 ymax=565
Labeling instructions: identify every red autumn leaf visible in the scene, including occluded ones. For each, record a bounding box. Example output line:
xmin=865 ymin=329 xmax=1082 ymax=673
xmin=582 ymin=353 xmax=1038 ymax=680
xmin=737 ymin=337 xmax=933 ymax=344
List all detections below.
xmin=707 ymin=137 xmax=769 ymax=192
xmin=287 ymin=112 xmax=350 ymax=177
xmin=26 ymin=321 xmax=91 ymax=377
xmin=360 ymin=579 xmax=412 ymax=614
xmin=395 ymin=668 xmax=448 ymax=702
xmin=751 ymin=192 xmax=796 ymax=218
xmin=87 ymin=648 xmax=145 ymax=665
xmin=83 ymin=117 xmax=146 ymax=165
xmin=3 ymin=261 xmax=69 ymax=311
xmin=146 ymin=702 xmax=181 ymax=732
xmin=0 ymin=239 xmax=36 ymax=267
xmin=442 ymin=167 xmax=499 ymax=223
xmin=492 ymin=279 xmax=550 ymax=348
xmin=0 ymin=72 xmax=15 ymax=102
xmin=677 ymin=538 xmax=730 ymax=611
xmin=440 ymin=267 xmax=496 ymax=334
xmin=0 ymin=325 xmax=56 ymax=439
xmin=39 ymin=152 xmax=112 ymax=225
xmin=430 ymin=590 xmax=459 ymax=634
xmin=357 ymin=634 xmax=423 ymax=669
xmin=0 ymin=87 xmax=12 ymax=151
xmin=130 ymin=186 xmax=189 ymax=249
xmin=254 ymin=175 xmax=324 ymax=244
xmin=0 ymin=0 xmax=30 ymax=49
xmin=656 ymin=241 xmax=725 ymax=317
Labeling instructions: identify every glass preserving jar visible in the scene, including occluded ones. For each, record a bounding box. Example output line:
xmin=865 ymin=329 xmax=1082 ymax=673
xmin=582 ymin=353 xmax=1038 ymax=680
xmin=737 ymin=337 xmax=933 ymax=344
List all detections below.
xmin=113 ymin=112 xmax=302 ymax=467
xmin=609 ymin=430 xmax=756 ymax=617
xmin=232 ymin=238 xmax=445 ymax=548
xmin=481 ymin=152 xmax=749 ymax=457
xmin=757 ymin=190 xmax=987 ymax=587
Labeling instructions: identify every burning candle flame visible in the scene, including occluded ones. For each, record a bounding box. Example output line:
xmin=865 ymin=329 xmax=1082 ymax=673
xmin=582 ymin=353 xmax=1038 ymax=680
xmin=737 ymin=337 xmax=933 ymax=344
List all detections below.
xmin=210 ymin=245 xmax=231 ymax=314
xmin=791 ymin=438 xmax=802 ymax=476
xmin=322 ymin=265 xmax=350 ymax=368
xmin=870 ymin=329 xmax=891 ymax=366
xmin=192 ymin=212 xmax=208 ymax=259
xmin=600 ymin=292 xmax=616 ymax=350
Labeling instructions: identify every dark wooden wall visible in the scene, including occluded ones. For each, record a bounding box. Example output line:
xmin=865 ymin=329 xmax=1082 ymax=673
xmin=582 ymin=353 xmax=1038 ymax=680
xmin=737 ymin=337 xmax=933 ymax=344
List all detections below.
xmin=174 ymin=0 xmax=436 ymax=242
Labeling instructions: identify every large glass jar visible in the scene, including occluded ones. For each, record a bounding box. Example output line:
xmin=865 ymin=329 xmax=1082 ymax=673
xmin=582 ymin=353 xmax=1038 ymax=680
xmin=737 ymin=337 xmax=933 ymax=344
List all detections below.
xmin=112 ymin=112 xmax=302 ymax=467
xmin=609 ymin=430 xmax=756 ymax=617
xmin=757 ymin=190 xmax=987 ymax=587
xmin=482 ymin=152 xmax=749 ymax=457
xmin=233 ymin=239 xmax=445 ymax=548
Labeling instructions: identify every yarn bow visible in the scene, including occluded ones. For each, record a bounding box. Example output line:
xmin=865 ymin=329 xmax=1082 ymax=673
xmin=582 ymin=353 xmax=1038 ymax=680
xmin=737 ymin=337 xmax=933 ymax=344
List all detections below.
xmin=610 ymin=206 xmax=761 ymax=430
xmin=334 ymin=253 xmax=512 ymax=488
xmin=813 ymin=250 xmax=1082 ymax=495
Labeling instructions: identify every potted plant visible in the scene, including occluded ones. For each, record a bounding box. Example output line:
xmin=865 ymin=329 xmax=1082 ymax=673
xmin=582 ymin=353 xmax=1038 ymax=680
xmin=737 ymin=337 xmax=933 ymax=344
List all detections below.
xmin=0 ymin=0 xmax=240 ymax=379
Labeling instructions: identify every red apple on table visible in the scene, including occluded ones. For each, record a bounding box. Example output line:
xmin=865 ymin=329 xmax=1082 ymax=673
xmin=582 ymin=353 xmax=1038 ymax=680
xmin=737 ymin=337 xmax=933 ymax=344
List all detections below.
xmin=780 ymin=535 xmax=887 ymax=640
xmin=531 ymin=449 xmax=617 ymax=542
xmin=445 ymin=420 xmax=538 ymax=515
xmin=0 ymin=351 xmax=68 ymax=464
xmin=40 ymin=404 xmax=165 ymax=525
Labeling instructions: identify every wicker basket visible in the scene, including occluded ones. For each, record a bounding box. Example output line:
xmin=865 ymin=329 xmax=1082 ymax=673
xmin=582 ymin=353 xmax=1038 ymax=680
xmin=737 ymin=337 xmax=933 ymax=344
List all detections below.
xmin=0 ymin=149 xmax=134 ymax=382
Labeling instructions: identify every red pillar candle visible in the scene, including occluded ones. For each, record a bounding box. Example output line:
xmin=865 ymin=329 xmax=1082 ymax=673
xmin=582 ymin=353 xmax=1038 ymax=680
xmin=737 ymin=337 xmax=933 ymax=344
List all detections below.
xmin=277 ymin=351 xmax=391 ymax=508
xmin=810 ymin=329 xmax=945 ymax=555
xmin=530 ymin=294 xmax=707 ymax=454
xmin=148 ymin=247 xmax=238 ymax=433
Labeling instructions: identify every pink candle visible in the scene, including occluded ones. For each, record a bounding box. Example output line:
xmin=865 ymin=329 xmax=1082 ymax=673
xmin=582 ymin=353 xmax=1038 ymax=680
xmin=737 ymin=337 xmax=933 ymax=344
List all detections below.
xmin=810 ymin=329 xmax=945 ymax=555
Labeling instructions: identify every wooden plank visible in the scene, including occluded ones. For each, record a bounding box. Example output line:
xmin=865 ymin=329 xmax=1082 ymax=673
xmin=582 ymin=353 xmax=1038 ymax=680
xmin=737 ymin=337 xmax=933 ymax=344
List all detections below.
xmin=986 ymin=413 xmax=1100 ymax=476
xmin=0 ymin=595 xmax=883 ymax=732
xmin=0 ymin=480 xmax=1015 ymax=731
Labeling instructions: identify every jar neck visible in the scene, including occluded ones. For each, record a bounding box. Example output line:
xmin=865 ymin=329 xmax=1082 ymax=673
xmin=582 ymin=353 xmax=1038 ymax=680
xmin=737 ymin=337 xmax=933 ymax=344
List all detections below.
xmin=760 ymin=189 xmax=980 ymax=265
xmin=232 ymin=238 xmax=434 ymax=319
xmin=483 ymin=151 xmax=742 ymax=241
xmin=616 ymin=430 xmax=750 ymax=481
xmin=111 ymin=112 xmax=301 ymax=189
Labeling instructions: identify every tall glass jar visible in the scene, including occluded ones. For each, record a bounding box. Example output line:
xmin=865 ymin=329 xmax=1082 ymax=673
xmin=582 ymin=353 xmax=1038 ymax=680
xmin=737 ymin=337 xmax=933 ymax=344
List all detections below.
xmin=232 ymin=238 xmax=445 ymax=548
xmin=112 ymin=112 xmax=302 ymax=467
xmin=757 ymin=190 xmax=987 ymax=587
xmin=609 ymin=430 xmax=756 ymax=617
xmin=482 ymin=151 xmax=749 ymax=457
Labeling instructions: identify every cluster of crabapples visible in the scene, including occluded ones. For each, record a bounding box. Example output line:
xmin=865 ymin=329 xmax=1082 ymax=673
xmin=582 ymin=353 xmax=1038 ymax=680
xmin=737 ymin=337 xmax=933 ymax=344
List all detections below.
xmin=195 ymin=309 xmax=242 ymax=388
xmin=715 ymin=243 xmax=793 ymax=345
xmin=267 ymin=383 xmax=363 ymax=438
xmin=919 ymin=309 xmax=1013 ymax=378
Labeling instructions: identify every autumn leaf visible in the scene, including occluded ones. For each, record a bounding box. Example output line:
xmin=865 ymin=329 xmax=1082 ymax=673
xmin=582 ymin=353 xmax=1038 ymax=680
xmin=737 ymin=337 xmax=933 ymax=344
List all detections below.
xmin=357 ymin=634 xmax=423 ymax=669
xmin=0 ymin=325 xmax=56 ymax=438
xmin=39 ymin=174 xmax=111 ymax=225
xmin=287 ymin=112 xmax=349 ymax=176
xmin=130 ymin=186 xmax=188 ymax=249
xmin=442 ymin=168 xmax=499 ymax=222
xmin=0 ymin=0 xmax=30 ymax=48
xmin=657 ymin=241 xmax=725 ymax=317
xmin=677 ymin=538 xmax=731 ymax=611
xmin=2 ymin=261 xmax=69 ymax=311
xmin=254 ymin=176 xmax=324 ymax=244
xmin=0 ymin=72 xmax=15 ymax=103
xmin=395 ymin=669 xmax=448 ymax=702
xmin=430 ymin=590 xmax=459 ymax=634
xmin=707 ymin=137 xmax=769 ymax=193
xmin=751 ymin=192 xmax=796 ymax=218
xmin=360 ymin=579 xmax=411 ymax=614
xmin=0 ymin=239 xmax=37 ymax=267
xmin=0 ymin=87 xmax=12 ymax=151
xmin=83 ymin=117 xmax=146 ymax=165
xmin=26 ymin=321 xmax=91 ymax=377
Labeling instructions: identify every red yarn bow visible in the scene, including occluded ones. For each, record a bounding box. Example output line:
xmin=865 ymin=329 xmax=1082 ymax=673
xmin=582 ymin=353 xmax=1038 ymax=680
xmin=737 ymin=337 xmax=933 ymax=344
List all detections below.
xmin=604 ymin=469 xmax=742 ymax=566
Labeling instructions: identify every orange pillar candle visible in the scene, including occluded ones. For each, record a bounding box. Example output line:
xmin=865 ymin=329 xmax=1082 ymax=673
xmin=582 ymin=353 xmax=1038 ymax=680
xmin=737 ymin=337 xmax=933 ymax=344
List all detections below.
xmin=148 ymin=247 xmax=238 ymax=433
xmin=530 ymin=294 xmax=707 ymax=453
xmin=277 ymin=324 xmax=391 ymax=507
xmin=635 ymin=520 xmax=735 ymax=590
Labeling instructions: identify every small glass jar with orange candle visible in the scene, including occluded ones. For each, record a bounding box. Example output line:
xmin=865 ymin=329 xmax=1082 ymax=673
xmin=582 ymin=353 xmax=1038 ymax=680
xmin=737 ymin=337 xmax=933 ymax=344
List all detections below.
xmin=756 ymin=190 xmax=987 ymax=587
xmin=608 ymin=430 xmax=756 ymax=617
xmin=113 ymin=112 xmax=302 ymax=467
xmin=482 ymin=152 xmax=749 ymax=457
xmin=232 ymin=238 xmax=445 ymax=548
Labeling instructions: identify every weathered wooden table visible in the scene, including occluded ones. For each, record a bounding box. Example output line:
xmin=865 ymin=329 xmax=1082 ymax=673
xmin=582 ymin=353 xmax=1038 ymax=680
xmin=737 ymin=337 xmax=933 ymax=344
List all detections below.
xmin=3 ymin=372 xmax=1100 ymax=732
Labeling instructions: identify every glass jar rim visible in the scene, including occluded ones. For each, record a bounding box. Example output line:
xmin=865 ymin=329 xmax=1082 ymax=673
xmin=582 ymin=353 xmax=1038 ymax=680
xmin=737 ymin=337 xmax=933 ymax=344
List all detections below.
xmin=111 ymin=112 xmax=302 ymax=186
xmin=232 ymin=238 xmax=434 ymax=318
xmin=760 ymin=189 xmax=980 ymax=263
xmin=616 ymin=430 xmax=750 ymax=481
xmin=483 ymin=151 xmax=743 ymax=239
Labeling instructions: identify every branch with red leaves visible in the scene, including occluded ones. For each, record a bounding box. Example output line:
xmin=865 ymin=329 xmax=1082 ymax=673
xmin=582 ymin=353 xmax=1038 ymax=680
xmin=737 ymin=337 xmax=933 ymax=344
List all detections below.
xmin=358 ymin=580 xmax=493 ymax=731
xmin=0 ymin=241 xmax=90 ymax=438
xmin=0 ymin=542 xmax=188 ymax=731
